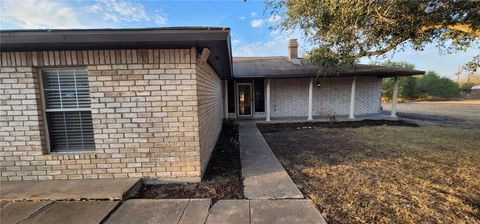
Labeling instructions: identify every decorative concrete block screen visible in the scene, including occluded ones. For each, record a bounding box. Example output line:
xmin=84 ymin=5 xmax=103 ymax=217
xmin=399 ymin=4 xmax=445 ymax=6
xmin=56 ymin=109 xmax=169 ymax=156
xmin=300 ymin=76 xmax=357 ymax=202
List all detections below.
xmin=0 ymin=49 xmax=223 ymax=181
xmin=269 ymin=77 xmax=382 ymax=118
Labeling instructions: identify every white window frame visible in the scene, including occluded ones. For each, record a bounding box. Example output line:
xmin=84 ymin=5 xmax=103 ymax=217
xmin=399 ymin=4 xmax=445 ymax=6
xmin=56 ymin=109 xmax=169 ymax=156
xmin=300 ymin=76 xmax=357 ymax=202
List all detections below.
xmin=39 ymin=67 xmax=94 ymax=153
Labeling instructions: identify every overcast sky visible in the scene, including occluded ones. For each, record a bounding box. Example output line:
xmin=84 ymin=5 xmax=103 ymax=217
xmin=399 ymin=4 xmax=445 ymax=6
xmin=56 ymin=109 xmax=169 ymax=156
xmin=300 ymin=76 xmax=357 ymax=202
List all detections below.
xmin=1 ymin=0 xmax=478 ymax=80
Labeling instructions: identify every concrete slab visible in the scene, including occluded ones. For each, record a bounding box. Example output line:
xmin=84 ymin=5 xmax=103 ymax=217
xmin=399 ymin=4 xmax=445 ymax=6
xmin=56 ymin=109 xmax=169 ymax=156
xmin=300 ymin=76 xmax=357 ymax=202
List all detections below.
xmin=206 ymin=200 xmax=249 ymax=224
xmin=250 ymin=199 xmax=327 ymax=224
xmin=237 ymin=113 xmax=398 ymax=124
xmin=0 ymin=201 xmax=52 ymax=224
xmin=0 ymin=178 xmax=140 ymax=201
xmin=0 ymin=201 xmax=10 ymax=208
xmin=178 ymin=199 xmax=211 ymax=224
xmin=105 ymin=199 xmax=189 ymax=224
xmin=239 ymin=123 xmax=303 ymax=199
xmin=22 ymin=201 xmax=118 ymax=224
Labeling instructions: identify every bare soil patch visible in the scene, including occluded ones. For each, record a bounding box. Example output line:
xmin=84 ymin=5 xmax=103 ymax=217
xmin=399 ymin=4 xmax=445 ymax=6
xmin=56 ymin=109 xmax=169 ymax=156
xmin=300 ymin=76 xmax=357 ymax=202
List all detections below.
xmin=258 ymin=120 xmax=417 ymax=133
xmin=135 ymin=121 xmax=244 ymax=202
xmin=259 ymin=121 xmax=480 ymax=224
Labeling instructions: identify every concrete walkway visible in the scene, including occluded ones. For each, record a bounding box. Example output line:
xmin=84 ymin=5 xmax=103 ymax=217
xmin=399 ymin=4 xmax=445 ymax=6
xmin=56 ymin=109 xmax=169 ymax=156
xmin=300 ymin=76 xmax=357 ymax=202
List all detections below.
xmin=0 ymin=198 xmax=326 ymax=224
xmin=206 ymin=199 xmax=326 ymax=224
xmin=0 ymin=178 xmax=141 ymax=201
xmin=239 ymin=122 xmax=303 ymax=199
xmin=0 ymin=201 xmax=119 ymax=224
xmin=105 ymin=199 xmax=211 ymax=224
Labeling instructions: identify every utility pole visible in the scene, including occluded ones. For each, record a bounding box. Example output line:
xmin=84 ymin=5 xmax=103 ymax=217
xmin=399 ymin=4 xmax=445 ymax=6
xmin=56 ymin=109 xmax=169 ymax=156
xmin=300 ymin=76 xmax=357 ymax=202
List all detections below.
xmin=455 ymin=66 xmax=461 ymax=84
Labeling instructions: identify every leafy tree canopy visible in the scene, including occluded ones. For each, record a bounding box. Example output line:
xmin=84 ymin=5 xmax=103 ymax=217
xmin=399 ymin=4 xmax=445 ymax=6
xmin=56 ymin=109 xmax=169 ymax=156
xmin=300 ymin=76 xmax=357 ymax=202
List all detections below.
xmin=416 ymin=71 xmax=461 ymax=98
xmin=267 ymin=0 xmax=480 ymax=71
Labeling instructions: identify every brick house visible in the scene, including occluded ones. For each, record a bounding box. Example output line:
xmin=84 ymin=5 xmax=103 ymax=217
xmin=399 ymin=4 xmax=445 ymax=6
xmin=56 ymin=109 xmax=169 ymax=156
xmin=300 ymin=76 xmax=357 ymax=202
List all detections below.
xmin=0 ymin=28 xmax=422 ymax=181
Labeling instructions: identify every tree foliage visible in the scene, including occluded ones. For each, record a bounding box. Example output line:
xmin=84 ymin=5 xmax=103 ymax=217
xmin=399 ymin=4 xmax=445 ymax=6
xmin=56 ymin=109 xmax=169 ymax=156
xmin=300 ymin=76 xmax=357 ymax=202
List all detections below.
xmin=267 ymin=0 xmax=480 ymax=70
xmin=460 ymin=82 xmax=476 ymax=94
xmin=416 ymin=72 xmax=461 ymax=99
xmin=377 ymin=61 xmax=418 ymax=99
xmin=377 ymin=61 xmax=460 ymax=100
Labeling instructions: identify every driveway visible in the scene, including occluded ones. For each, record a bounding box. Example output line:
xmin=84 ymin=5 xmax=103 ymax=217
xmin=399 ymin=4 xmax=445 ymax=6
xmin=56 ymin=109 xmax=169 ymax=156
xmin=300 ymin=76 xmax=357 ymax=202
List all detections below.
xmin=382 ymin=100 xmax=480 ymax=127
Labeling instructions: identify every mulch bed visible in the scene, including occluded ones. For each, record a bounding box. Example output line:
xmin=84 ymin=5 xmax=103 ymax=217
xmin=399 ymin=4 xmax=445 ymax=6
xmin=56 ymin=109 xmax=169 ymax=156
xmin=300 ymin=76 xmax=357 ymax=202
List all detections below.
xmin=257 ymin=119 xmax=417 ymax=133
xmin=134 ymin=121 xmax=244 ymax=202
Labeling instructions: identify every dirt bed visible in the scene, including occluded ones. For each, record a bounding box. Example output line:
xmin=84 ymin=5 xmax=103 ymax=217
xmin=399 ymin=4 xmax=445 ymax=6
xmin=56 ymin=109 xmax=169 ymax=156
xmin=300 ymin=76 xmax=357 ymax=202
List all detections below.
xmin=135 ymin=121 xmax=244 ymax=202
xmin=258 ymin=120 xmax=417 ymax=133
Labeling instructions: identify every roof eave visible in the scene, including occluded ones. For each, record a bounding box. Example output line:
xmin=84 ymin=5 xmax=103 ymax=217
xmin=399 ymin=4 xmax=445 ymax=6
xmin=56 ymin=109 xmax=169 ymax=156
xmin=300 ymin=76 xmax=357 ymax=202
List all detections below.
xmin=0 ymin=28 xmax=233 ymax=79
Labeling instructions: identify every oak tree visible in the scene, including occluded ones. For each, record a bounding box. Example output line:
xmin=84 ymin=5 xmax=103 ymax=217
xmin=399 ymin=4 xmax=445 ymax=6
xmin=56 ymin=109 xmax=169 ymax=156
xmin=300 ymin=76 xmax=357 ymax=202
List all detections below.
xmin=267 ymin=0 xmax=480 ymax=71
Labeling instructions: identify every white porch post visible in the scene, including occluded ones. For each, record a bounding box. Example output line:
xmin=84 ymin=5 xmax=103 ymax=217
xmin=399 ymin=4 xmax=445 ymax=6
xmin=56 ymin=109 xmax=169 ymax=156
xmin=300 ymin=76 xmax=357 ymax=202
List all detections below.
xmin=224 ymin=80 xmax=228 ymax=119
xmin=349 ymin=76 xmax=357 ymax=119
xmin=266 ymin=79 xmax=271 ymax=121
xmin=307 ymin=78 xmax=313 ymax=120
xmin=391 ymin=76 xmax=399 ymax=117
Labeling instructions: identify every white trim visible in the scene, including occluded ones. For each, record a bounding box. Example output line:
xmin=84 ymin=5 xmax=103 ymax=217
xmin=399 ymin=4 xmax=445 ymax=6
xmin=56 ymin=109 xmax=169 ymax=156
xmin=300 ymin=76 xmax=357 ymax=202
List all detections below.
xmin=266 ymin=79 xmax=271 ymax=121
xmin=45 ymin=108 xmax=92 ymax=112
xmin=391 ymin=76 xmax=399 ymax=117
xmin=236 ymin=83 xmax=253 ymax=117
xmin=307 ymin=78 xmax=313 ymax=120
xmin=38 ymin=69 xmax=51 ymax=152
xmin=349 ymin=76 xmax=357 ymax=119
xmin=39 ymin=67 xmax=92 ymax=153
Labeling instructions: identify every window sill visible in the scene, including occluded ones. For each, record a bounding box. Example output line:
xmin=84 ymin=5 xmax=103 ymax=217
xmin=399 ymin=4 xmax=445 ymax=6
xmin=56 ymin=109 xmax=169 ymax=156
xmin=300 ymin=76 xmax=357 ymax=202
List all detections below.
xmin=47 ymin=151 xmax=97 ymax=160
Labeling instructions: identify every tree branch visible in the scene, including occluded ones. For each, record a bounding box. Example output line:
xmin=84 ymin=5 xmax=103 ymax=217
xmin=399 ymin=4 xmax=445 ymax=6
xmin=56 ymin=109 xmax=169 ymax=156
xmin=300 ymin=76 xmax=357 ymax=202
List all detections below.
xmin=374 ymin=8 xmax=395 ymax=25
xmin=421 ymin=23 xmax=480 ymax=36
xmin=359 ymin=37 xmax=407 ymax=57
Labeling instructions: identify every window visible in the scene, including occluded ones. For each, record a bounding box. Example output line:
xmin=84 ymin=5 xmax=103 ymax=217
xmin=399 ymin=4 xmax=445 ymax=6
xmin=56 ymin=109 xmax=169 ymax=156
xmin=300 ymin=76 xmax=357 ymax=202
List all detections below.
xmin=41 ymin=68 xmax=95 ymax=152
xmin=254 ymin=79 xmax=265 ymax=112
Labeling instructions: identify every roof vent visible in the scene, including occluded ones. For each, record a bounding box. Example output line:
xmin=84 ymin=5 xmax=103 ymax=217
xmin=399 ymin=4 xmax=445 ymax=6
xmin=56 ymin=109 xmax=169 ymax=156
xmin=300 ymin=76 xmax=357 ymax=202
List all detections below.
xmin=288 ymin=39 xmax=298 ymax=59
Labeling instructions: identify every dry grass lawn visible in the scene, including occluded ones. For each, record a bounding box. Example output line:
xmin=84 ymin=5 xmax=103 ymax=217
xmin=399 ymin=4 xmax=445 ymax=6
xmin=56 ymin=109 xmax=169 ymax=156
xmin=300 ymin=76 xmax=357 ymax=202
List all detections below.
xmin=259 ymin=122 xmax=480 ymax=224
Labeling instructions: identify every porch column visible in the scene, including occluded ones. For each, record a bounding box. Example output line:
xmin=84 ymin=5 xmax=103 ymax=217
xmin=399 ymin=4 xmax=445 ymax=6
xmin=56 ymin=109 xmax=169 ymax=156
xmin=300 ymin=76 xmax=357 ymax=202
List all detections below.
xmin=391 ymin=76 xmax=399 ymax=117
xmin=349 ymin=76 xmax=357 ymax=119
xmin=307 ymin=78 xmax=313 ymax=120
xmin=266 ymin=79 xmax=271 ymax=121
xmin=224 ymin=80 xmax=228 ymax=119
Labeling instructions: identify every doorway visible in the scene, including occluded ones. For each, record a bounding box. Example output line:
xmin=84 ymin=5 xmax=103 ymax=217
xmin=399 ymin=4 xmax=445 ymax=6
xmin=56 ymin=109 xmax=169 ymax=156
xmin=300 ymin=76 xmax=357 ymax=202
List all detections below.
xmin=237 ymin=83 xmax=252 ymax=117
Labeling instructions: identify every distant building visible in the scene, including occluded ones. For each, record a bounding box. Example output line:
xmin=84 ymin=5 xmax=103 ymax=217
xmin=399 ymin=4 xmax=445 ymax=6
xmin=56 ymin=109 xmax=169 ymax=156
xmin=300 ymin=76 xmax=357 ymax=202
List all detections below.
xmin=470 ymin=85 xmax=480 ymax=99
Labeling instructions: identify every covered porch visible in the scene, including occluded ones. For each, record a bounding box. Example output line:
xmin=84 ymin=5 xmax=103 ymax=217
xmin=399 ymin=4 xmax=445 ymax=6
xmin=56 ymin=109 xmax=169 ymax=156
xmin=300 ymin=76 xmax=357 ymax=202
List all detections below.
xmin=224 ymin=39 xmax=423 ymax=122
xmin=222 ymin=75 xmax=405 ymax=122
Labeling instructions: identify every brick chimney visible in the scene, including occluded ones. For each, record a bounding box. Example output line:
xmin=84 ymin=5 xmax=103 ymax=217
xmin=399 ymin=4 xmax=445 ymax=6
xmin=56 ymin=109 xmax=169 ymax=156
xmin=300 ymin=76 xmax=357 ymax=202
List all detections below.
xmin=288 ymin=39 xmax=298 ymax=59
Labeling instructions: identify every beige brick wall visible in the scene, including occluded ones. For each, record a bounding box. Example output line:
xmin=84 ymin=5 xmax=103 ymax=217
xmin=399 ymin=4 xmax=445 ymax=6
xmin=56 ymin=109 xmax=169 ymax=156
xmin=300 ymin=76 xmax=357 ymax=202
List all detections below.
xmin=269 ymin=77 xmax=382 ymax=118
xmin=0 ymin=49 xmax=223 ymax=181
xmin=195 ymin=60 xmax=223 ymax=174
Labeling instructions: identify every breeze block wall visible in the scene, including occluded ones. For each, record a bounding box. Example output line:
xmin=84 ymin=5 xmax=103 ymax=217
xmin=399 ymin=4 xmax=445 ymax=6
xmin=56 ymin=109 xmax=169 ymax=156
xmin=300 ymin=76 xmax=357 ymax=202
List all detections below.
xmin=0 ymin=48 xmax=223 ymax=181
xmin=269 ymin=77 xmax=382 ymax=118
xmin=270 ymin=78 xmax=309 ymax=117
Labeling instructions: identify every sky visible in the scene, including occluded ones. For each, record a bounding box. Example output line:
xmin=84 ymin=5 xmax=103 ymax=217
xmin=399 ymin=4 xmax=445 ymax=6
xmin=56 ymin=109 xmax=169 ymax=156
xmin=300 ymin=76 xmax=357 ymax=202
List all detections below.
xmin=1 ymin=0 xmax=478 ymax=80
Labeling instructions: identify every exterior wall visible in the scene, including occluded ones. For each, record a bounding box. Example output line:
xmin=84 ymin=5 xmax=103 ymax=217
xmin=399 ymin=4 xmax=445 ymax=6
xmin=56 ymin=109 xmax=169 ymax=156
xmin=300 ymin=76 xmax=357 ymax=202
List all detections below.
xmin=270 ymin=78 xmax=309 ymax=117
xmin=196 ymin=60 xmax=223 ymax=174
xmin=0 ymin=49 xmax=221 ymax=181
xmin=268 ymin=77 xmax=382 ymax=118
xmin=352 ymin=77 xmax=382 ymax=115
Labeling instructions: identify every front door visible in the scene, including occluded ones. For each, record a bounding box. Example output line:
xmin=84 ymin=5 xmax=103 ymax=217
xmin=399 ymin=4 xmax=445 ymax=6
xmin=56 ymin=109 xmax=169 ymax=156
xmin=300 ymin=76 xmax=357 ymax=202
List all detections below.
xmin=237 ymin=83 xmax=252 ymax=117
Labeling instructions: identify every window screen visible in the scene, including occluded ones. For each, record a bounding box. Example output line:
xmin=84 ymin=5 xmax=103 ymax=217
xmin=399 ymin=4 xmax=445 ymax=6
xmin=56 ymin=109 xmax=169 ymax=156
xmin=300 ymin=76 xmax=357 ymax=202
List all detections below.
xmin=42 ymin=68 xmax=95 ymax=152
